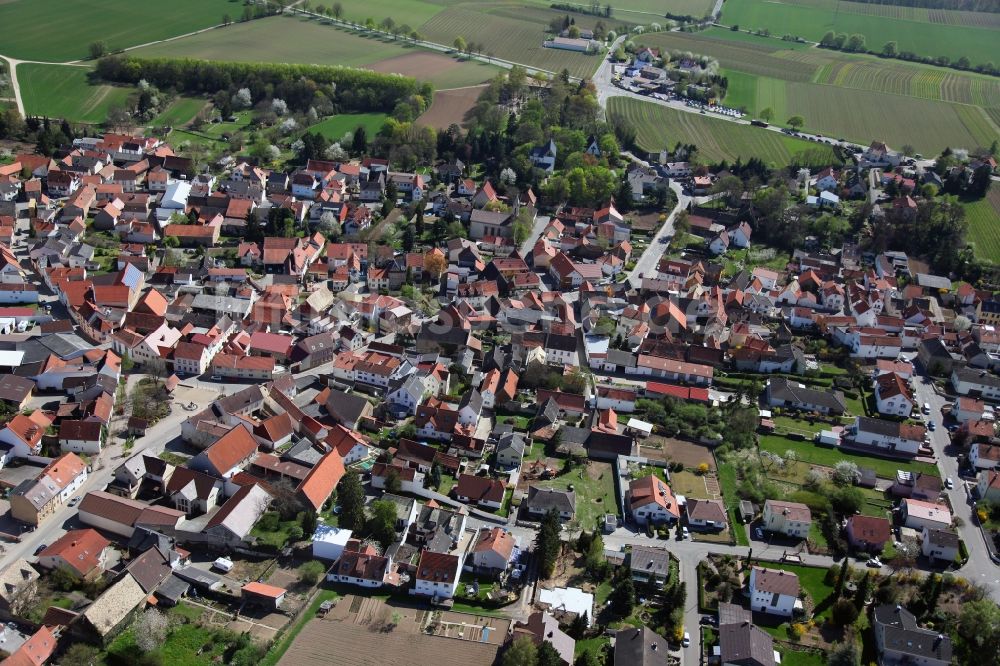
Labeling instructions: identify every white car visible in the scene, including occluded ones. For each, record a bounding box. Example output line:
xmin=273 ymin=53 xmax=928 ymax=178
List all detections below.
xmin=681 ymin=632 xmax=691 ymax=647
xmin=945 ymin=478 xmax=954 ymax=489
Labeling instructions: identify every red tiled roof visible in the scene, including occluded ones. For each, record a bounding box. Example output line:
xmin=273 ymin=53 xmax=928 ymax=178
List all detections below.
xmin=37 ymin=528 xmax=109 ymax=576
xmin=298 ymin=451 xmax=345 ymax=511
xmin=203 ymin=424 xmax=259 ymax=475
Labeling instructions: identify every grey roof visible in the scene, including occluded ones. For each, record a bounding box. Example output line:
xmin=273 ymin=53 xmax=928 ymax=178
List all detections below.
xmin=873 ymin=605 xmax=952 ymax=663
xmin=190 ymin=293 xmax=251 ymax=315
xmin=919 ymin=337 xmax=951 ymax=360
xmin=613 ymin=626 xmax=669 ymax=666
xmin=173 ymin=565 xmax=224 ymax=590
xmin=718 ymin=621 xmax=776 ymax=666
xmin=459 ymin=389 xmax=483 ymax=414
xmin=924 ymin=528 xmax=959 ymax=549
xmin=0 ymin=374 xmax=34 ymax=403
xmin=604 ymin=349 xmax=637 ymax=367
xmin=469 ymin=209 xmax=512 ymax=227
xmin=915 ymin=273 xmax=952 ymax=290
xmin=390 ymin=373 xmax=425 ymax=399
xmin=37 ymin=332 xmax=93 ymax=360
xmin=380 ymin=493 xmax=417 ymax=523
xmin=953 ymin=366 xmax=1000 ymax=389
xmin=533 ymin=398 xmax=561 ymax=430
xmin=767 ymin=376 xmax=846 ymax=413
xmin=215 ymin=385 xmax=264 ymax=414
xmin=718 ymin=602 xmax=752 ymax=626
xmin=526 ymin=486 xmax=575 ymax=514
xmin=10 ymin=476 xmax=60 ymax=511
xmin=325 ymin=388 xmax=371 ymax=423
xmin=496 ymin=432 xmax=526 ymax=456
xmin=155 ymin=574 xmax=191 ymax=603
xmin=629 ymin=544 xmax=671 ymax=577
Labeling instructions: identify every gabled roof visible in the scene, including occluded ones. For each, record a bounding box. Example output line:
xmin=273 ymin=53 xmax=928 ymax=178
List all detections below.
xmin=37 ymin=528 xmax=109 ymax=577
xmin=751 ymin=566 xmax=799 ymax=596
xmin=201 ymin=424 xmax=259 ymax=475
xmin=298 ymin=450 xmax=345 ymax=511
xmin=628 ymin=475 xmax=679 ymax=517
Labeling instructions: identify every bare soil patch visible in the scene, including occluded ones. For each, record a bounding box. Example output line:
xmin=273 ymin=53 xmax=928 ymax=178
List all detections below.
xmin=643 ymin=436 xmax=716 ymax=470
xmin=368 ymin=52 xmax=461 ymax=80
xmin=417 ymin=85 xmax=485 ymax=128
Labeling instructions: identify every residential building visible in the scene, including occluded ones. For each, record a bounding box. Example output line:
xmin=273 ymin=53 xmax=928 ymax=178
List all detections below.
xmin=748 ymin=566 xmax=799 ymax=617
xmin=762 ymin=500 xmax=811 ymax=538
xmin=872 ymin=605 xmax=952 ymax=666
xmin=525 ymin=486 xmax=576 ymax=521
xmin=628 ymin=475 xmax=680 ymax=525
xmin=921 ymin=527 xmax=960 ymax=563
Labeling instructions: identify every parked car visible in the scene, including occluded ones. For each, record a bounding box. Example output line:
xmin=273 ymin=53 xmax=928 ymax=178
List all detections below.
xmin=754 ymin=527 xmax=764 ymax=539
xmin=33 ymin=544 xmax=47 ymax=556
xmin=681 ymin=632 xmax=691 ymax=647
xmin=945 ymin=478 xmax=954 ymax=489
xmin=68 ymin=496 xmax=81 ymax=507
xmin=866 ymin=557 xmax=882 ymax=568
xmin=928 ymin=420 xmax=936 ymax=431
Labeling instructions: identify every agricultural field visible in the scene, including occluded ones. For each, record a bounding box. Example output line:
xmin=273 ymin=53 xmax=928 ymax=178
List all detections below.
xmin=720 ymin=0 xmax=1000 ymax=65
xmin=417 ymin=84 xmax=486 ymax=127
xmin=639 ymin=29 xmax=1000 ymax=153
xmin=964 ymin=188 xmax=1000 ymax=264
xmin=151 ymin=97 xmax=206 ymax=128
xmin=131 ymin=15 xmax=501 ymax=90
xmin=0 ymin=0 xmax=240 ymax=62
xmin=308 ymin=113 xmax=388 ymax=141
xmin=18 ymin=64 xmax=132 ymax=124
xmin=607 ymin=97 xmax=837 ymax=168
xmin=418 ymin=5 xmax=606 ymax=78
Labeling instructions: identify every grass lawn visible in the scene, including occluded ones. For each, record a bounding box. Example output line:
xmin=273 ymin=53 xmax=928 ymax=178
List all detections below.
xmin=538 ymin=461 xmax=617 ymax=530
xmin=575 ymin=636 xmax=610 ymax=659
xmin=717 ymin=463 xmax=750 ymax=546
xmin=152 ymin=97 xmax=206 ymax=127
xmin=669 ymin=470 xmax=712 ymax=499
xmin=250 ymin=512 xmax=301 ymax=549
xmin=758 ymin=433 xmax=940 ymax=479
xmin=0 ymin=0 xmax=239 ymax=61
xmin=19 ymin=64 xmax=132 ymax=124
xmin=777 ymin=646 xmax=828 ymax=666
xmin=308 ymin=113 xmax=388 ymax=141
xmin=437 ymin=474 xmax=458 ymax=496
xmin=159 ymin=451 xmax=189 ymax=466
xmin=613 ymin=98 xmax=841 ymax=168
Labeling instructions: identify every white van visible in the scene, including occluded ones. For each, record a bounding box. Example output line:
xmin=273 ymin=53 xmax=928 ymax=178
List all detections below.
xmin=922 ymin=402 xmax=931 ymax=414
xmin=212 ymin=557 xmax=234 ymax=573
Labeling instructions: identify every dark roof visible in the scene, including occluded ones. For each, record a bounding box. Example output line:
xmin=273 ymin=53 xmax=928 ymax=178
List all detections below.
xmin=872 ymin=605 xmax=952 ymax=663
xmin=324 ymin=389 xmax=371 ymax=424
xmin=526 ymin=485 xmax=575 ymax=514
xmin=0 ymin=374 xmax=34 ymax=403
xmin=718 ymin=621 xmax=776 ymax=666
xmin=613 ymin=626 xmax=669 ymax=666
xmin=767 ymin=377 xmax=846 ymax=413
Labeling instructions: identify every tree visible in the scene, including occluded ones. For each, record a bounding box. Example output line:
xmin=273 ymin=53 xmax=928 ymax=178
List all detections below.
xmin=831 ymin=598 xmax=859 ymax=626
xmin=535 ymin=508 xmax=562 ymax=579
xmin=759 ymin=107 xmax=774 ymax=123
xmin=957 ymin=599 xmax=1000 ymax=661
xmin=385 ymin=466 xmax=402 ymax=493
xmin=317 ymin=211 xmax=342 ymax=240
xmin=827 ymin=639 xmax=861 ymax=666
xmin=537 ymin=641 xmax=563 ymax=666
xmin=787 ymin=115 xmax=804 ymax=130
xmin=425 ymin=252 xmax=447 ymax=280
xmin=854 ymin=571 xmax=871 ymax=609
xmin=454 ymin=36 xmax=468 ymax=53
xmin=568 ymin=612 xmax=588 ymax=639
xmin=428 ymin=461 xmax=443 ymax=490
xmin=298 ymin=560 xmax=325 ymax=585
xmin=836 ymin=558 xmax=850 ymax=595
xmin=61 ymin=644 xmax=102 ymax=666
xmin=135 ymin=609 xmax=169 ymax=653
xmin=337 ymin=469 xmax=366 ymax=532
xmin=89 ymin=41 xmax=108 ymax=59
xmin=352 ymin=125 xmax=368 ymax=154
xmin=368 ymin=499 xmax=398 ymax=549
xmin=882 ymin=41 xmax=898 ymax=57
xmin=223 ymin=13 xmax=232 ymax=25
xmin=332 ymin=2 xmax=343 ymax=18
xmin=502 ymin=636 xmax=538 ymax=666
xmin=610 ymin=575 xmax=635 ymax=617
xmin=832 ymin=460 xmax=860 ymax=486
xmin=845 ymin=34 xmax=866 ymax=52
xmin=584 ymin=531 xmax=607 ymax=580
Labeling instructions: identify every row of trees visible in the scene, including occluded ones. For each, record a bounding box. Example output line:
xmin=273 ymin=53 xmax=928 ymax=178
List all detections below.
xmin=95 ymin=55 xmax=429 ymax=114
xmin=819 ymin=31 xmax=999 ymax=76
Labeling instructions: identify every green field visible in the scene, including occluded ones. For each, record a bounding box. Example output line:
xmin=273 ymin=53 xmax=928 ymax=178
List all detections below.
xmin=132 ymin=15 xmax=501 ymax=89
xmin=964 ymin=189 xmax=1000 ymax=264
xmin=0 ymin=0 xmax=241 ymax=62
xmin=639 ymin=30 xmax=1000 ymax=153
xmin=19 ymin=64 xmax=132 ymax=123
xmin=608 ymin=97 xmax=837 ymax=168
xmin=309 ymin=113 xmax=389 ymax=140
xmin=152 ymin=97 xmax=206 ymax=127
xmin=538 ymin=461 xmax=617 ymax=529
xmin=720 ymin=0 xmax=1000 ymax=65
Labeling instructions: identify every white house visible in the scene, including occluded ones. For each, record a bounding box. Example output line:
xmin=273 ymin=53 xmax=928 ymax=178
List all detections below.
xmin=762 ymin=500 xmax=811 ymax=538
xmin=901 ymin=499 xmax=952 ymax=531
xmin=748 ymin=566 xmax=799 ymax=617
xmin=921 ymin=527 xmax=959 ymax=563
xmin=848 ymin=416 xmax=925 ymax=456
xmin=470 ymin=527 xmax=516 ymax=573
xmin=873 ymin=372 xmax=914 ymax=417
xmin=327 ymin=545 xmax=391 ymax=589
xmin=970 ymin=442 xmax=1000 ymax=470
xmin=413 ymin=551 xmax=461 ymax=599
xmin=951 ymin=367 xmax=1000 ymax=401
xmin=311 ymin=524 xmax=352 ymax=561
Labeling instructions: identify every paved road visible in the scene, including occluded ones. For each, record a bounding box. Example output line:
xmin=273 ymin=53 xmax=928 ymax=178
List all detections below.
xmin=907 ymin=355 xmax=1000 ymax=600
xmin=624 ymin=180 xmax=689 ymax=289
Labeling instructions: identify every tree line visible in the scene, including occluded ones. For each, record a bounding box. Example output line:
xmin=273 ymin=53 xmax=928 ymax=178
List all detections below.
xmin=95 ymin=55 xmax=429 ymax=114
xmin=852 ymin=0 xmax=1000 ymax=12
xmin=819 ymin=31 xmax=999 ymax=76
